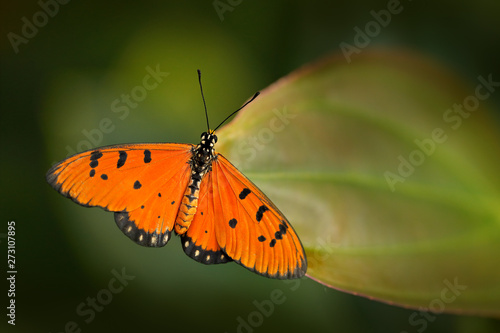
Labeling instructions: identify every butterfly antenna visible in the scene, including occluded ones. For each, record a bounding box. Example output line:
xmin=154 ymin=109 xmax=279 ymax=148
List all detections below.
xmin=197 ymin=69 xmax=211 ymax=132
xmin=213 ymin=91 xmax=260 ymax=132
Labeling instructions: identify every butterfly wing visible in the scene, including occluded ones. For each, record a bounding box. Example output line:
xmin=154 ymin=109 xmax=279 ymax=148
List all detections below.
xmin=46 ymin=143 xmax=193 ymax=247
xmin=180 ymin=173 xmax=233 ymax=265
xmin=182 ymin=153 xmax=307 ymax=278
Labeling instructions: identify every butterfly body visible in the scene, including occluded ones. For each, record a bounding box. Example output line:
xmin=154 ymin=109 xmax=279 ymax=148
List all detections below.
xmin=175 ymin=131 xmax=217 ymax=235
xmin=47 ymin=72 xmax=307 ymax=279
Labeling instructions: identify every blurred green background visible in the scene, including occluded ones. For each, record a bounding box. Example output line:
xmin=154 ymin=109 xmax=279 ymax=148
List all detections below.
xmin=1 ymin=0 xmax=499 ymax=332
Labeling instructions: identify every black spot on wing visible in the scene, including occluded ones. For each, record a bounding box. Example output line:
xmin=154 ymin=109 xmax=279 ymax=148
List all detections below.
xmin=256 ymin=205 xmax=269 ymax=222
xmin=133 ymin=180 xmax=142 ymax=189
xmin=158 ymin=193 xmax=161 ymax=197
xmin=279 ymin=220 xmax=288 ymax=233
xmin=101 ymin=174 xmax=108 ymax=180
xmin=89 ymin=169 xmax=95 ymax=177
xmin=171 ymin=200 xmax=175 ymax=205
xmin=117 ymin=151 xmax=127 ymax=168
xmin=269 ymin=239 xmax=276 ymax=247
xmin=228 ymin=218 xmax=237 ymax=228
xmin=89 ymin=151 xmax=102 ymax=168
xmin=144 ymin=149 xmax=152 ymax=163
xmin=274 ymin=221 xmax=288 ymax=240
xmin=239 ymin=188 xmax=251 ymax=200
xmin=258 ymin=235 xmax=266 ymax=242
xmin=141 ymin=205 xmax=145 ymax=209
xmin=90 ymin=150 xmax=103 ymax=160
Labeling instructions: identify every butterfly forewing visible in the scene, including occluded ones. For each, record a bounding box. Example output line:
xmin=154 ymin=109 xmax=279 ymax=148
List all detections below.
xmin=47 ymin=143 xmax=193 ymax=246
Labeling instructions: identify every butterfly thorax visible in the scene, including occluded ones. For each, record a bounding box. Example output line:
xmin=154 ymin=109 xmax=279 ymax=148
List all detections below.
xmin=191 ymin=131 xmax=218 ymax=175
xmin=174 ymin=131 xmax=218 ymax=234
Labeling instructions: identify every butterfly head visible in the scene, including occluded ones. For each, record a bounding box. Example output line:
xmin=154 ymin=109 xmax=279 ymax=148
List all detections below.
xmin=194 ymin=131 xmax=218 ymax=167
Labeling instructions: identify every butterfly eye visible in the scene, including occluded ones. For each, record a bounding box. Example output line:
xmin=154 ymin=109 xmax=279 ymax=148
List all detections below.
xmin=213 ymin=135 xmax=218 ymax=143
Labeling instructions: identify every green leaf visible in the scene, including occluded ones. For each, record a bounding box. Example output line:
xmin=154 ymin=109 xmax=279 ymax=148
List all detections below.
xmin=216 ymin=50 xmax=500 ymax=316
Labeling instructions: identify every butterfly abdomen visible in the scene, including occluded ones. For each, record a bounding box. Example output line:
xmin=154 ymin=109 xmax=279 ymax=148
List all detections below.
xmin=175 ymin=172 xmax=202 ymax=234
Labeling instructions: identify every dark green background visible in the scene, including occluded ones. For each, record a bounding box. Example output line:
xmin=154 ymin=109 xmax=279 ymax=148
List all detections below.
xmin=1 ymin=1 xmax=499 ymax=332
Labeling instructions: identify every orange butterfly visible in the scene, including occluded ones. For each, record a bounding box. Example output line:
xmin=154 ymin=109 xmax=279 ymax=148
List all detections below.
xmin=46 ymin=70 xmax=307 ymax=279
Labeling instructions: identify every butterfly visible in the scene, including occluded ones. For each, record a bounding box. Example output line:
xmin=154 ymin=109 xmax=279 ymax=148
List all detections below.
xmin=46 ymin=70 xmax=307 ymax=279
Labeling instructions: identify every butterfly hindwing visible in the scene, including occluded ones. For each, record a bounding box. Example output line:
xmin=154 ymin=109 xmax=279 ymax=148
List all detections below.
xmin=185 ymin=153 xmax=307 ymax=279
xmin=46 ymin=143 xmax=193 ymax=247
xmin=181 ymin=170 xmax=232 ymax=265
